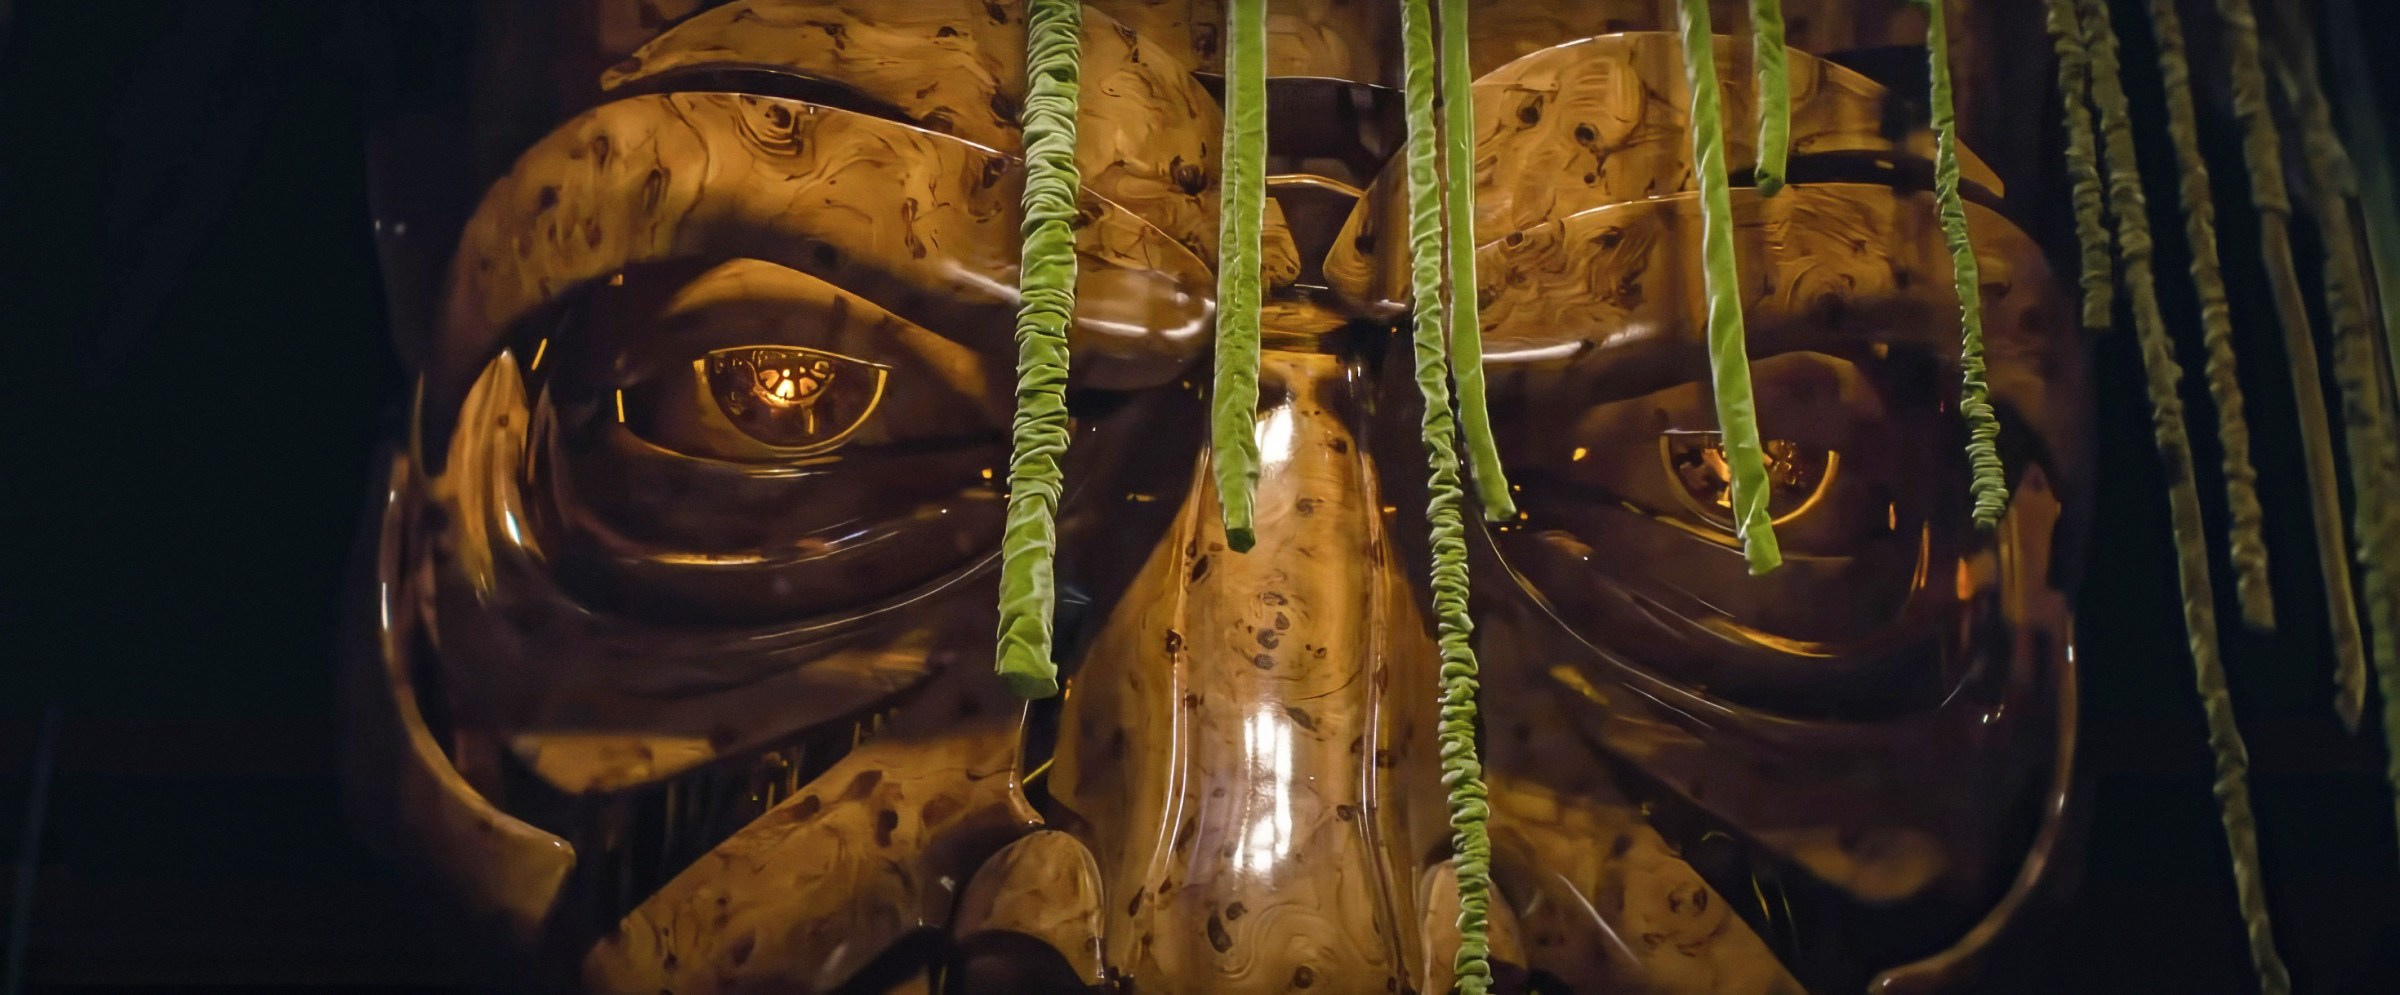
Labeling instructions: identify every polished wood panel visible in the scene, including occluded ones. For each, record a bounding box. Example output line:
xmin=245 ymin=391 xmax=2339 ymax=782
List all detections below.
xmin=360 ymin=7 xmax=2088 ymax=991
xmin=606 ymin=1 xmax=1225 ymax=258
xmin=427 ymin=89 xmax=1213 ymax=461
xmin=1324 ymin=33 xmax=2002 ymax=316
xmin=581 ymin=663 xmax=1038 ymax=993
xmin=1050 ymin=301 xmax=1427 ymax=993
xmin=953 ymin=829 xmax=1111 ymax=987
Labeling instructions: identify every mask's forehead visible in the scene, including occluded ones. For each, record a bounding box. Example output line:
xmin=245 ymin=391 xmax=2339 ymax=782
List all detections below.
xmin=404 ymin=1 xmax=1257 ymax=472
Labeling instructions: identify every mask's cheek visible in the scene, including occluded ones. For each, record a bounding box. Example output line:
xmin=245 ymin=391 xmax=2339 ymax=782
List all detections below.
xmin=1447 ymin=184 xmax=2082 ymax=987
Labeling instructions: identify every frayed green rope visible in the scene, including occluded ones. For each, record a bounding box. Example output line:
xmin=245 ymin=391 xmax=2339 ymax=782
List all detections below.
xmin=1676 ymin=0 xmax=1780 ymax=574
xmin=1917 ymin=0 xmax=2008 ymax=529
xmin=2264 ymin=3 xmax=2400 ymax=866
xmin=2211 ymin=0 xmax=2371 ymax=733
xmin=1750 ymin=0 xmax=1789 ymax=197
xmin=1439 ymin=0 xmax=1514 ymax=521
xmin=2080 ymin=1 xmax=2291 ymax=989
xmin=1210 ymin=0 xmax=1267 ymax=553
xmin=993 ymin=0 xmax=1083 ymax=700
xmin=1401 ymin=0 xmax=1493 ymax=990
xmin=2147 ymin=0 xmax=2275 ymax=632
xmin=2044 ymin=0 xmax=2113 ymax=333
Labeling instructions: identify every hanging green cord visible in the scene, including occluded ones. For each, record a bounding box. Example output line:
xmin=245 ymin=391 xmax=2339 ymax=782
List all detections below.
xmin=2043 ymin=0 xmax=2112 ymax=333
xmin=1750 ymin=0 xmax=1789 ymax=197
xmin=993 ymin=0 xmax=1083 ymax=700
xmin=2147 ymin=0 xmax=2275 ymax=633
xmin=1917 ymin=0 xmax=2008 ymax=528
xmin=2314 ymin=0 xmax=2400 ymax=744
xmin=1210 ymin=0 xmax=1268 ymax=552
xmin=1401 ymin=0 xmax=1493 ymax=990
xmin=2211 ymin=0 xmax=2373 ymax=734
xmin=1675 ymin=0 xmax=1780 ymax=575
xmin=2077 ymin=1 xmax=2292 ymax=990
xmin=1438 ymin=0 xmax=1514 ymax=521
xmin=2263 ymin=3 xmax=2400 ymax=865
xmin=2318 ymin=0 xmax=2400 ymax=404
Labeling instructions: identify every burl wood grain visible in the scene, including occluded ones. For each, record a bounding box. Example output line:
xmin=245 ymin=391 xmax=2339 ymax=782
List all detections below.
xmin=953 ymin=829 xmax=1111 ymax=986
xmin=1471 ymin=183 xmax=2076 ymax=468
xmin=371 ymin=6 xmax=2088 ymax=990
xmin=1094 ymin=0 xmax=1399 ymax=84
xmin=429 ymin=348 xmax=955 ymax=796
xmin=1416 ymin=859 xmax=1530 ymax=995
xmin=1483 ymin=715 xmax=1805 ymax=994
xmin=428 ymin=90 xmax=1213 ymax=457
xmin=1324 ymin=33 xmax=2002 ymax=315
xmin=348 ymin=453 xmax=575 ymax=946
xmin=1020 ymin=293 xmax=1828 ymax=993
xmin=1050 ymin=300 xmax=1430 ymax=993
xmin=1462 ymin=0 xmax=1949 ymax=77
xmin=582 ymin=662 xmax=1038 ymax=993
xmin=605 ymin=0 xmax=1224 ymax=259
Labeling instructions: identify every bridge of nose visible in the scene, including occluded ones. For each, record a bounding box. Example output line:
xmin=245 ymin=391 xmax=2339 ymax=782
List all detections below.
xmin=1051 ymin=304 xmax=1447 ymax=993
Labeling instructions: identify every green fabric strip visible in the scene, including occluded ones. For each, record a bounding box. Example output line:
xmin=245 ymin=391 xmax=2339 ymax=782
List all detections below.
xmin=2148 ymin=0 xmax=2276 ymax=633
xmin=1439 ymin=0 xmax=1515 ymax=521
xmin=2211 ymin=0 xmax=2371 ymax=735
xmin=2044 ymin=0 xmax=2113 ymax=333
xmin=1401 ymin=0 xmax=1493 ymax=989
xmin=1210 ymin=0 xmax=1268 ymax=552
xmin=1675 ymin=0 xmax=1780 ymax=574
xmin=2262 ymin=1 xmax=2400 ymax=866
xmin=1920 ymin=0 xmax=2008 ymax=529
xmin=2318 ymin=0 xmax=2400 ymax=411
xmin=2045 ymin=0 xmax=2113 ymax=333
xmin=1750 ymin=0 xmax=1789 ymax=197
xmin=2082 ymin=1 xmax=2291 ymax=988
xmin=994 ymin=0 xmax=1083 ymax=700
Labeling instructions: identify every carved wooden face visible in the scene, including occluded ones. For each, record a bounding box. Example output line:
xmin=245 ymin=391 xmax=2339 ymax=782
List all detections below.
xmin=351 ymin=2 xmax=2090 ymax=992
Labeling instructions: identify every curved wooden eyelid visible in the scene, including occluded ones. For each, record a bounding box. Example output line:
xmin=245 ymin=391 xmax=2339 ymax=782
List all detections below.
xmin=419 ymin=92 xmax=1212 ymax=473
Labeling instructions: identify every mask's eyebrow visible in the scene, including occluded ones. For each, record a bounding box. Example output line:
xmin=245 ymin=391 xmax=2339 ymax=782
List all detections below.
xmin=421 ymin=92 xmax=1212 ymax=471
xmin=1324 ymin=31 xmax=2007 ymax=319
xmin=1474 ymin=181 xmax=2082 ymax=490
xmin=603 ymin=0 xmax=1224 ymax=263
xmin=1475 ymin=183 xmax=2062 ymax=375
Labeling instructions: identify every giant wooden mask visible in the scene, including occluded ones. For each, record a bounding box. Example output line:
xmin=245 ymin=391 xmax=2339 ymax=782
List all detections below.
xmin=346 ymin=2 xmax=2094 ymax=991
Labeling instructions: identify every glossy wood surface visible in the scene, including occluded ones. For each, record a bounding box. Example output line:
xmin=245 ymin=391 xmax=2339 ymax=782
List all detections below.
xmin=1323 ymin=33 xmax=2002 ymax=316
xmin=349 ymin=5 xmax=2089 ymax=991
xmin=606 ymin=1 xmax=1225 ymax=260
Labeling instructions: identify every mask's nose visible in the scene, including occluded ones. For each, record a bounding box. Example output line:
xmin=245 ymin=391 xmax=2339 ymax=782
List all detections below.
xmin=1048 ymin=311 xmax=1450 ymax=993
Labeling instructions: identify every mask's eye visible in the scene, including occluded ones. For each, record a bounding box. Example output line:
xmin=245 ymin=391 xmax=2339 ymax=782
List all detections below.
xmin=498 ymin=257 xmax=1025 ymax=624
xmin=614 ymin=345 xmax=895 ymax=461
xmin=1482 ymin=347 xmax=1971 ymax=713
xmin=703 ymin=346 xmax=887 ymax=452
xmin=1516 ymin=352 xmax=1909 ymax=557
xmin=1658 ymin=432 xmax=1839 ymax=532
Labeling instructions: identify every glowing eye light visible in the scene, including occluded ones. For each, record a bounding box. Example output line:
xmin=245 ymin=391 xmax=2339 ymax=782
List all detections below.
xmin=1658 ymin=431 xmax=1839 ymax=530
xmin=699 ymin=345 xmax=889 ymax=455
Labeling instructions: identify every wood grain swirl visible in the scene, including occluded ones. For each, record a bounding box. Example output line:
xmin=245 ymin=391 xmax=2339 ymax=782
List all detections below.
xmin=429 ymin=91 xmax=1214 ymax=461
xmin=582 ymin=664 xmax=1038 ymax=994
xmin=606 ymin=1 xmax=1224 ymax=258
xmin=1324 ymin=33 xmax=2002 ymax=314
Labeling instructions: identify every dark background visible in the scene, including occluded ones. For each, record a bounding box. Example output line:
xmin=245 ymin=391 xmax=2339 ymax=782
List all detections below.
xmin=4 ymin=0 xmax=2400 ymax=991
